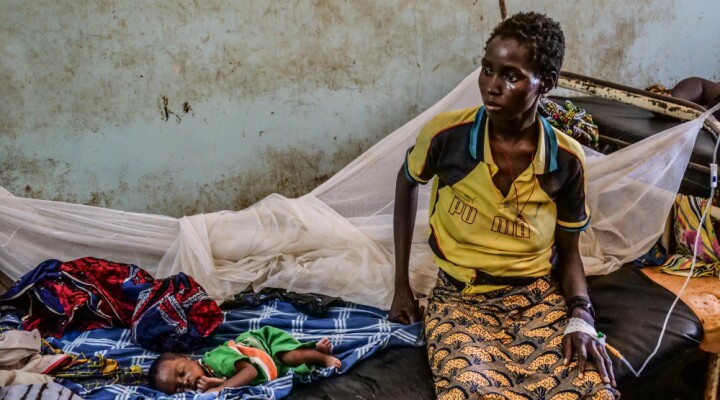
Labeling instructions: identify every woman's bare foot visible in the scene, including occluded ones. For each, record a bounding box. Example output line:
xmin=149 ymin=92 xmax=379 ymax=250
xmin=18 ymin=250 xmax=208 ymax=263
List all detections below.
xmin=315 ymin=338 xmax=333 ymax=354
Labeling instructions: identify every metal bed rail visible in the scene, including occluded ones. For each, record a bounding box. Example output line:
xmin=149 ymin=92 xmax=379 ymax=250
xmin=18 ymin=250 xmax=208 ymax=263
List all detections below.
xmin=558 ymin=71 xmax=720 ymax=139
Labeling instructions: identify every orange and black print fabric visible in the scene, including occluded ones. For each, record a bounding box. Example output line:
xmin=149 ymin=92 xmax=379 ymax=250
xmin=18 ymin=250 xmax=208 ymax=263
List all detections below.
xmin=425 ymin=273 xmax=619 ymax=400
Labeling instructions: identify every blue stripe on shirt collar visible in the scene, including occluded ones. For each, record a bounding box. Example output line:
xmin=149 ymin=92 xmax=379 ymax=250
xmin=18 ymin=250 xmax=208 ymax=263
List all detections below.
xmin=540 ymin=114 xmax=558 ymax=173
xmin=468 ymin=106 xmax=485 ymax=160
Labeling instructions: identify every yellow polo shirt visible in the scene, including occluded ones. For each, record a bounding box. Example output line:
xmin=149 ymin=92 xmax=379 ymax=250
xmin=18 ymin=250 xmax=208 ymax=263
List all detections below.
xmin=404 ymin=106 xmax=590 ymax=293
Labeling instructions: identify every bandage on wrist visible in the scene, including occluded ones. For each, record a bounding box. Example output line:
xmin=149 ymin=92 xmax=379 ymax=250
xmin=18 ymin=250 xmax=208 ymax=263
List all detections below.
xmin=563 ymin=317 xmax=605 ymax=344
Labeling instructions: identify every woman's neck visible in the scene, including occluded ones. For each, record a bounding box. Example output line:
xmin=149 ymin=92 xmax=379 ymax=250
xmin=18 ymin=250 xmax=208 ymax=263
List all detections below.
xmin=487 ymin=105 xmax=539 ymax=143
xmin=489 ymin=117 xmax=537 ymax=145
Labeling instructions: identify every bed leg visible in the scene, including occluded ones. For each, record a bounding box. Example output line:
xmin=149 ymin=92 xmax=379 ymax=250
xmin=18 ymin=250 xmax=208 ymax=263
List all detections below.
xmin=707 ymin=353 xmax=720 ymax=400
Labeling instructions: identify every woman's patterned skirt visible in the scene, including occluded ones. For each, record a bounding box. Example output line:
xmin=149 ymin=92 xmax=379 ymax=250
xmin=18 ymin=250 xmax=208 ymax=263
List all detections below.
xmin=425 ymin=272 xmax=620 ymax=400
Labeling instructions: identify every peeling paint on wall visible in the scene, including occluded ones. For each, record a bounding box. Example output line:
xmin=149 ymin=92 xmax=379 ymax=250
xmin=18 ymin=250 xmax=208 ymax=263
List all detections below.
xmin=1 ymin=1 xmax=719 ymax=217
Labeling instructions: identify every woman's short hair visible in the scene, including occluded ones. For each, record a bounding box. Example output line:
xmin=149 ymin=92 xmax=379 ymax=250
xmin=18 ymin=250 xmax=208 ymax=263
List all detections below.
xmin=486 ymin=12 xmax=565 ymax=78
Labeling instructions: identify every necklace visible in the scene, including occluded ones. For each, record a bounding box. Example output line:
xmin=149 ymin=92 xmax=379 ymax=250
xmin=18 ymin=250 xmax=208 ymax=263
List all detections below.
xmin=494 ymin=143 xmax=536 ymax=222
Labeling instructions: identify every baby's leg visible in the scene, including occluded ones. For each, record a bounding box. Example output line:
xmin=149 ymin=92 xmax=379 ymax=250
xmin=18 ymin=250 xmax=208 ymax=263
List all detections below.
xmin=277 ymin=347 xmax=341 ymax=369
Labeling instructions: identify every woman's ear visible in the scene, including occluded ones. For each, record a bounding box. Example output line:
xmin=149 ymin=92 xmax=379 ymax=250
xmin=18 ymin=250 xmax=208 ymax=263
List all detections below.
xmin=540 ymin=71 xmax=558 ymax=94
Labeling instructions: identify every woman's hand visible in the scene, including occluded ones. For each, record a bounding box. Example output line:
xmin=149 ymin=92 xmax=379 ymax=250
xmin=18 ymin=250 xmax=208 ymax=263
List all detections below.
xmin=562 ymin=309 xmax=616 ymax=387
xmin=554 ymin=229 xmax=616 ymax=387
xmin=388 ymin=284 xmax=424 ymax=324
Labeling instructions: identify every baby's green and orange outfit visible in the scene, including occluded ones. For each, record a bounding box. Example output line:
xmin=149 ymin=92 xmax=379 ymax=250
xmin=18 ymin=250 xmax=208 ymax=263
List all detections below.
xmin=200 ymin=326 xmax=315 ymax=385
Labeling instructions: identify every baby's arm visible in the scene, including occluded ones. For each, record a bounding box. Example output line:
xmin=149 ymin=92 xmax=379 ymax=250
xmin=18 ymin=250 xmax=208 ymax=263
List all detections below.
xmin=197 ymin=376 xmax=224 ymax=392
xmin=202 ymin=360 xmax=258 ymax=393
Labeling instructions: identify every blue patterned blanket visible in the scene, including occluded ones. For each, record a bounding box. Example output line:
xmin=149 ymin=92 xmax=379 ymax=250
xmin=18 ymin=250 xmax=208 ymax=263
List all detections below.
xmin=0 ymin=300 xmax=423 ymax=399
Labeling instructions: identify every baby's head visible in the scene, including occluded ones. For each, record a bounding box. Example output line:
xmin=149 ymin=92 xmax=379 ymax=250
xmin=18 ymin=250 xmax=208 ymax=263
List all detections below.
xmin=148 ymin=352 xmax=208 ymax=394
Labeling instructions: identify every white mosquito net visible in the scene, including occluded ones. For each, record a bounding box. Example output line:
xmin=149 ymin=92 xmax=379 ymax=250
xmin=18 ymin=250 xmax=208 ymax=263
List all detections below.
xmin=1 ymin=68 xmax=718 ymax=310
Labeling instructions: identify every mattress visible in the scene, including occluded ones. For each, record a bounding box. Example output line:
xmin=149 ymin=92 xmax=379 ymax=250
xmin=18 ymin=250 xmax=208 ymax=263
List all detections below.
xmin=290 ymin=266 xmax=705 ymax=400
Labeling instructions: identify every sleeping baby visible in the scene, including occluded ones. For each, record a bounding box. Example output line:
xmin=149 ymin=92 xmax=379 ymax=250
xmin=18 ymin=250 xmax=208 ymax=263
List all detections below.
xmin=148 ymin=326 xmax=341 ymax=394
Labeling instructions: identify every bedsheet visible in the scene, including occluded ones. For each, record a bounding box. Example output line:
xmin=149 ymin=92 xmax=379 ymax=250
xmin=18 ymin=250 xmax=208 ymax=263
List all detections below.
xmin=0 ymin=299 xmax=423 ymax=400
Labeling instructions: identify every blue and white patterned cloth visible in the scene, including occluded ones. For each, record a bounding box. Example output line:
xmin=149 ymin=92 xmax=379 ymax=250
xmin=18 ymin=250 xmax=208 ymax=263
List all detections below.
xmin=0 ymin=300 xmax=423 ymax=400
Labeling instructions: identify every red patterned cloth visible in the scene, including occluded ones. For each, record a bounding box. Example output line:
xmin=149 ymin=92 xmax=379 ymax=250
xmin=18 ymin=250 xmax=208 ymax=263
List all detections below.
xmin=131 ymin=272 xmax=223 ymax=352
xmin=1 ymin=258 xmax=153 ymax=336
xmin=59 ymin=258 xmax=155 ymax=327
xmin=1 ymin=257 xmax=222 ymax=351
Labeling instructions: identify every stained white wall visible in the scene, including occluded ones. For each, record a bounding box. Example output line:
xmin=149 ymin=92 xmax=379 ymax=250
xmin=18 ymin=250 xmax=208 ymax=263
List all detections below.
xmin=1 ymin=0 xmax=718 ymax=217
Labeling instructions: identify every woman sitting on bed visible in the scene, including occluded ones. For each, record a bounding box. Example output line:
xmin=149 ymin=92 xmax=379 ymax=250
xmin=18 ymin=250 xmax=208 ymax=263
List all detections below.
xmin=389 ymin=12 xmax=619 ymax=400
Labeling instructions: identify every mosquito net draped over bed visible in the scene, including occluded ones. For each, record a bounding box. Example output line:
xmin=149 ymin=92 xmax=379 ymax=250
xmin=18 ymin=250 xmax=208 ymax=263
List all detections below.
xmin=1 ymin=68 xmax=717 ymax=310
